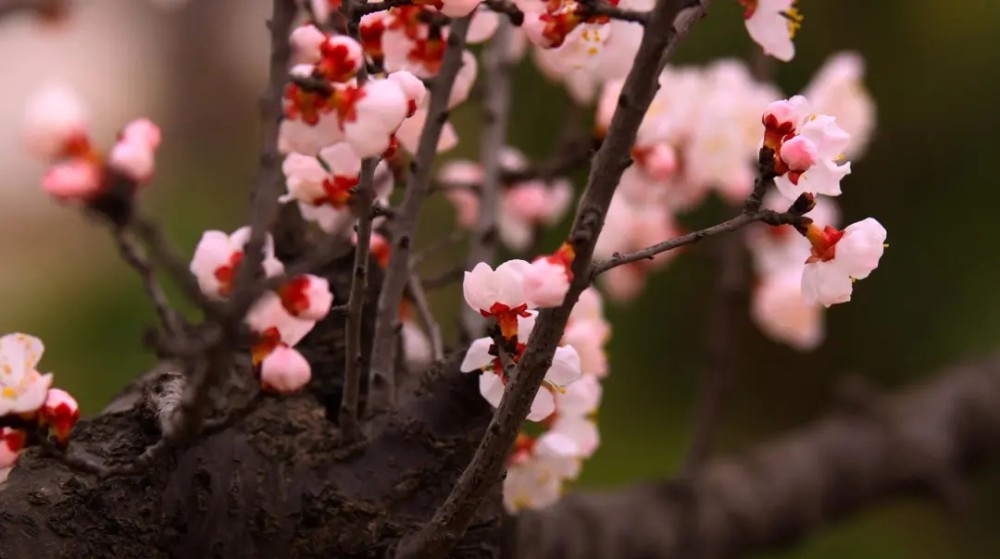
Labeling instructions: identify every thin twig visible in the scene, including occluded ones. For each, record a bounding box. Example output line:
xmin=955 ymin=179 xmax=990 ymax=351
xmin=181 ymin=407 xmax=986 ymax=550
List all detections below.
xmin=368 ymin=15 xmax=474 ymax=413
xmin=113 ymin=228 xmax=184 ymax=335
xmin=407 ymin=272 xmax=444 ymax=362
xmin=354 ymin=0 xmax=413 ymax=16
xmin=394 ymin=2 xmax=710 ymax=557
xmin=228 ymin=0 xmax=298 ymax=323
xmin=462 ymin=16 xmax=514 ymax=339
xmin=578 ymin=0 xmax=650 ymax=24
xmin=339 ymin=159 xmax=378 ymax=441
xmin=411 ymin=229 xmax=468 ymax=269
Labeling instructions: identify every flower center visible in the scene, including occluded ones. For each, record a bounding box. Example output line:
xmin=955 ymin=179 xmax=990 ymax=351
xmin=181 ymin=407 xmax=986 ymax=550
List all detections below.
xmin=805 ymin=223 xmax=845 ymax=263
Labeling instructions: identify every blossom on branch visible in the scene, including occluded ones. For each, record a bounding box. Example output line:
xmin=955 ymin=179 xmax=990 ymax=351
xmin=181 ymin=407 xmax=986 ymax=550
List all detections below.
xmin=801 ymin=218 xmax=887 ymax=307
xmin=40 ymin=388 xmax=80 ymax=446
xmin=463 ymin=260 xmax=533 ymax=339
xmin=246 ymin=293 xmax=318 ymax=394
xmin=762 ymin=96 xmax=852 ymax=200
xmin=0 ymin=333 xmax=53 ymax=417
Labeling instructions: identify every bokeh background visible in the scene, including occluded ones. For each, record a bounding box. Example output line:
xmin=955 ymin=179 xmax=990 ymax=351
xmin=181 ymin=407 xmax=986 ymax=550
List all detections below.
xmin=1 ymin=1 xmax=998 ymax=557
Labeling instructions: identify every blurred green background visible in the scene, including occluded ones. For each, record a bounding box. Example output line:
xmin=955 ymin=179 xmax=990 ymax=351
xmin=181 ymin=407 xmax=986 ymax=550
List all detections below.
xmin=2 ymin=1 xmax=999 ymax=557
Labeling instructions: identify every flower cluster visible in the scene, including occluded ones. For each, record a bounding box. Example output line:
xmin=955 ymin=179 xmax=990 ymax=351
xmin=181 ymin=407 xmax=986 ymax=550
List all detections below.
xmin=190 ymin=227 xmax=334 ymax=393
xmin=0 ymin=334 xmax=80 ymax=482
xmin=23 ymin=85 xmax=161 ymax=203
xmin=462 ymin=255 xmax=611 ymax=511
xmin=439 ymin=147 xmax=573 ymax=251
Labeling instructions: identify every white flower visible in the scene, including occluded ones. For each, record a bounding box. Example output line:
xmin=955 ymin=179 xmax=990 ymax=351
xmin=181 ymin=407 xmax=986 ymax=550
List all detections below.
xmin=503 ymin=431 xmax=580 ymax=512
xmin=342 ymin=79 xmax=409 ymax=158
xmin=747 ymin=191 xmax=840 ymax=276
xmin=189 ymin=227 xmax=285 ymax=299
xmin=523 ymin=258 xmax=570 ymax=309
xmin=752 ymin=268 xmax=824 ymax=350
xmin=0 ymin=333 xmax=54 ymax=417
xmin=801 ymin=218 xmax=887 ymax=307
xmin=463 ymin=260 xmax=532 ymax=338
xmin=742 ymin=0 xmax=801 ymax=62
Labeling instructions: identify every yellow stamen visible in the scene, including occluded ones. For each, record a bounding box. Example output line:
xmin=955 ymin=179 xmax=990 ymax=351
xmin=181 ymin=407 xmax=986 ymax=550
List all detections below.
xmin=2 ymin=387 xmax=16 ymax=399
xmin=782 ymin=6 xmax=804 ymax=39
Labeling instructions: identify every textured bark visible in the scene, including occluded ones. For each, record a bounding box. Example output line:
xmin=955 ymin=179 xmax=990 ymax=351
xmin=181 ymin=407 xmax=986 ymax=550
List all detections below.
xmin=514 ymin=355 xmax=1000 ymax=558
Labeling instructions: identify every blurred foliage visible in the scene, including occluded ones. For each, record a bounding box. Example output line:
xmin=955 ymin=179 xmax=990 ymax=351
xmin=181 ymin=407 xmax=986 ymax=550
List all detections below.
xmin=3 ymin=0 xmax=999 ymax=557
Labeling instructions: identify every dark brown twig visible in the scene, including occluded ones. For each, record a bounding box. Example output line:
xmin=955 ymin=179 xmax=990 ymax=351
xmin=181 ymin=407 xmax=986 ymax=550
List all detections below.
xmin=368 ymin=15 xmax=474 ymax=412
xmin=113 ymin=228 xmax=185 ymax=336
xmin=339 ymin=159 xmax=378 ymax=441
xmin=407 ymin=272 xmax=444 ymax=363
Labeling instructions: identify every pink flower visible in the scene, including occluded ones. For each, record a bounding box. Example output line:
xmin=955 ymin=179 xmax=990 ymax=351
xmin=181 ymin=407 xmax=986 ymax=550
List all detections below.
xmin=277 ymin=274 xmax=334 ymax=321
xmin=503 ymin=431 xmax=581 ymax=512
xmin=40 ymin=388 xmax=80 ymax=445
xmin=41 ymin=159 xmax=102 ymax=201
xmin=278 ymin=113 xmax=344 ymax=156
xmin=741 ymin=0 xmax=801 ymax=62
xmin=260 ymin=346 xmax=312 ymax=394
xmin=342 ymin=79 xmax=409 ymax=158
xmin=0 ymin=333 xmax=54 ymax=416
xmin=189 ymin=227 xmax=285 ymax=299
xmin=281 ymin=143 xmax=362 ymax=207
xmin=775 ymin=115 xmax=851 ymax=199
xmin=748 ymin=192 xmax=840 ymax=276
xmin=245 ymin=292 xmax=316 ymax=350
xmin=801 ymin=218 xmax=887 ymax=307
xmin=22 ymin=84 xmax=90 ymax=160
xmin=388 ymin=70 xmax=427 ymax=117
xmin=752 ymin=268 xmax=824 ymax=350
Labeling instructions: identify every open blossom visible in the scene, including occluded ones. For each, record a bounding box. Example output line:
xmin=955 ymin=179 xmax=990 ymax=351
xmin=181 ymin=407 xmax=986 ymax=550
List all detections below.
xmin=563 ymin=288 xmax=611 ymax=377
xmin=763 ymin=96 xmax=852 ymax=200
xmin=803 ymin=52 xmax=876 ymax=159
xmin=463 ymin=260 xmax=532 ymax=339
xmin=504 ymin=431 xmax=581 ymax=512
xmin=741 ymin=0 xmax=802 ymax=62
xmin=530 ymin=0 xmax=652 ymax=104
xmin=189 ymin=227 xmax=285 ymax=299
xmin=801 ymin=218 xmax=887 ymax=307
xmin=0 ymin=334 xmax=54 ymax=417
xmin=22 ymin=84 xmax=90 ymax=160
xmin=461 ymin=312 xmax=583 ymax=422
xmin=752 ymin=268 xmax=824 ymax=350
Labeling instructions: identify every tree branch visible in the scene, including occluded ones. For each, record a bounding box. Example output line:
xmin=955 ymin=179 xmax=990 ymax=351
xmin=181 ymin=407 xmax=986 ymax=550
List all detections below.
xmin=339 ymin=159 xmax=378 ymax=441
xmin=395 ymin=2 xmax=709 ymax=557
xmin=368 ymin=15 xmax=473 ymax=412
xmin=514 ymin=354 xmax=1000 ymax=558
xmin=407 ymin=272 xmax=445 ymax=363
xmin=462 ymin=16 xmax=514 ymax=338
xmin=113 ymin=228 xmax=185 ymax=336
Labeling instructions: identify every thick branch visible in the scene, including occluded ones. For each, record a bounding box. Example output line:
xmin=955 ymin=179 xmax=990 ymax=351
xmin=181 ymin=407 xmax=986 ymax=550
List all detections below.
xmin=368 ymin=16 xmax=473 ymax=411
xmin=515 ymin=354 xmax=1000 ymax=558
xmin=395 ymin=2 xmax=709 ymax=557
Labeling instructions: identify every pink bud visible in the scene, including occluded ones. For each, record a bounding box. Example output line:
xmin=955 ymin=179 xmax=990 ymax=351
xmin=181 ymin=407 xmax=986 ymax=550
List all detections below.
xmin=120 ymin=118 xmax=162 ymax=151
xmin=290 ymin=24 xmax=327 ymax=64
xmin=108 ymin=138 xmax=156 ymax=182
xmin=23 ymin=85 xmax=90 ymax=160
xmin=41 ymin=159 xmax=102 ymax=201
xmin=779 ymin=135 xmax=817 ymax=172
xmin=0 ymin=428 xmax=24 ymax=469
xmin=41 ymin=388 xmax=80 ymax=445
xmin=260 ymin=346 xmax=312 ymax=394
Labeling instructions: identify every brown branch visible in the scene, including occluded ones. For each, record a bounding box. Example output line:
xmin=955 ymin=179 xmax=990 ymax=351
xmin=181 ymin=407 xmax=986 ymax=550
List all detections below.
xmin=355 ymin=0 xmax=413 ymax=17
xmin=0 ymin=0 xmax=62 ymax=20
xmin=462 ymin=17 xmax=514 ymax=338
xmin=394 ymin=2 xmax=710 ymax=557
xmin=227 ymin=0 xmax=297 ymax=323
xmin=113 ymin=228 xmax=185 ymax=336
xmin=339 ymin=159 xmax=378 ymax=441
xmin=514 ymin=354 xmax=1000 ymax=558
xmin=578 ymin=0 xmax=650 ymax=24
xmin=368 ymin=15 xmax=474 ymax=412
